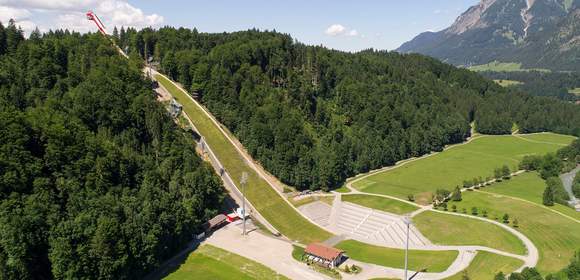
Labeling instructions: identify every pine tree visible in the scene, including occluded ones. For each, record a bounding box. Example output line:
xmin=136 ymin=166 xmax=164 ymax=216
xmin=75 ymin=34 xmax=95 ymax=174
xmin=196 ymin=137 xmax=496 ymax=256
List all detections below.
xmin=494 ymin=271 xmax=506 ymax=280
xmin=452 ymin=186 xmax=462 ymax=201
xmin=543 ymin=184 xmax=554 ymax=206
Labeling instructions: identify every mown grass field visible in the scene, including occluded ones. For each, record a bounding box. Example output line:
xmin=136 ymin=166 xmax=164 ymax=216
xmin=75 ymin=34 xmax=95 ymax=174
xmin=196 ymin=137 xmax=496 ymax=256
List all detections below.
xmin=413 ymin=211 xmax=526 ymax=255
xmin=156 ymin=74 xmax=332 ymax=244
xmin=353 ymin=134 xmax=574 ymax=204
xmin=444 ymin=251 xmax=523 ymax=280
xmin=341 ymin=194 xmax=419 ymax=215
xmin=469 ymin=61 xmax=550 ymax=72
xmin=165 ymin=245 xmax=288 ymax=280
xmin=484 ymin=172 xmax=580 ymax=220
xmin=335 ymin=240 xmax=458 ymax=273
xmin=447 ymin=190 xmax=580 ymax=274
xmin=569 ymin=88 xmax=580 ymax=96
xmin=493 ymin=79 xmax=523 ymax=87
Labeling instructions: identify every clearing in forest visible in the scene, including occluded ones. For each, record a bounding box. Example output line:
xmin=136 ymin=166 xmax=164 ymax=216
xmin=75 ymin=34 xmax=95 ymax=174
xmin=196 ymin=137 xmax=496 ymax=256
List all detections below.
xmin=335 ymin=240 xmax=458 ymax=273
xmin=447 ymin=188 xmax=580 ymax=274
xmin=353 ymin=134 xmax=574 ymax=204
xmin=156 ymin=74 xmax=332 ymax=244
xmin=164 ymin=245 xmax=288 ymax=280
xmin=493 ymin=79 xmax=523 ymax=87
xmin=444 ymin=251 xmax=523 ymax=280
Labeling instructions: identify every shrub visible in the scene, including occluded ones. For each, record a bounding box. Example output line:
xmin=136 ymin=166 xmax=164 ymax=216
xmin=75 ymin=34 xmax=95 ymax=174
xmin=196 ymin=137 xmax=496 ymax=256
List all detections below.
xmin=451 ymin=205 xmax=457 ymax=212
xmin=471 ymin=207 xmax=478 ymax=216
xmin=407 ymin=194 xmax=415 ymax=202
xmin=502 ymin=213 xmax=510 ymax=224
xmin=482 ymin=209 xmax=488 ymax=217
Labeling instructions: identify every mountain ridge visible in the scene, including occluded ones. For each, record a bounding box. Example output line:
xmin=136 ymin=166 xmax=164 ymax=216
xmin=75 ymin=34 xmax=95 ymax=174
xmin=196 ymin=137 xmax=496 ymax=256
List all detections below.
xmin=397 ymin=0 xmax=580 ymax=71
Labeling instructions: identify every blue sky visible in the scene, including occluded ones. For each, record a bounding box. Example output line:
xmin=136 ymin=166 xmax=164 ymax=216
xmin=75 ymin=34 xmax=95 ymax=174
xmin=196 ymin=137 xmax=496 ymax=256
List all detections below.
xmin=129 ymin=0 xmax=478 ymax=51
xmin=0 ymin=0 xmax=479 ymax=51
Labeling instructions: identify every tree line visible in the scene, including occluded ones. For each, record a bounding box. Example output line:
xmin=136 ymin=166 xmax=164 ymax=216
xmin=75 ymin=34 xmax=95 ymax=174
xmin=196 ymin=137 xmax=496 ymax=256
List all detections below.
xmin=113 ymin=26 xmax=580 ymax=191
xmin=0 ymin=22 xmax=224 ymax=279
xmin=480 ymin=71 xmax=580 ymax=101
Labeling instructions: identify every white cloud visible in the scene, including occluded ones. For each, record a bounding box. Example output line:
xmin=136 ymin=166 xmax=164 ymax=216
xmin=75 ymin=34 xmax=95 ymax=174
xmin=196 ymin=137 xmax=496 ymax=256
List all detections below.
xmin=325 ymin=24 xmax=361 ymax=38
xmin=0 ymin=0 xmax=163 ymax=35
xmin=325 ymin=24 xmax=346 ymax=36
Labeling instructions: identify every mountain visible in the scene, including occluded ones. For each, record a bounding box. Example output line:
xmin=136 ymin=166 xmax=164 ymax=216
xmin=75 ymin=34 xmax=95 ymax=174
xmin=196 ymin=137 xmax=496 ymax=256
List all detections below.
xmin=397 ymin=0 xmax=580 ymax=71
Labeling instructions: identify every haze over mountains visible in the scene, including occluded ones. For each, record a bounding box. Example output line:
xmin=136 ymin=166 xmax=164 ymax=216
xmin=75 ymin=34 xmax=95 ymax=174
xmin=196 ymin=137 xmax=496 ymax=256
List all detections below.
xmin=398 ymin=0 xmax=580 ymax=71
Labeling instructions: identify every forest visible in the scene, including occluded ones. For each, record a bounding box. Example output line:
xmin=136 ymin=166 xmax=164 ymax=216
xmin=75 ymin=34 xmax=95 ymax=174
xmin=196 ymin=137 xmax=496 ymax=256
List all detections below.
xmin=115 ymin=26 xmax=580 ymax=191
xmin=480 ymin=71 xmax=580 ymax=101
xmin=0 ymin=20 xmax=224 ymax=279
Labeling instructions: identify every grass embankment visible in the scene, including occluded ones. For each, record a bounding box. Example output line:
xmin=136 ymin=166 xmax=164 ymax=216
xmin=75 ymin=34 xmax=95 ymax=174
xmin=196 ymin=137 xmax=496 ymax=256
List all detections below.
xmin=341 ymin=194 xmax=418 ymax=215
xmin=291 ymin=196 xmax=334 ymax=208
xmin=335 ymin=240 xmax=458 ymax=273
xmin=156 ymin=74 xmax=332 ymax=244
xmin=353 ymin=134 xmax=573 ymax=204
xmin=448 ymin=189 xmax=580 ymax=274
xmin=444 ymin=251 xmax=523 ymax=280
xmin=493 ymin=79 xmax=523 ymax=87
xmin=484 ymin=172 xmax=580 ymax=220
xmin=413 ymin=211 xmax=526 ymax=255
xmin=165 ymin=245 xmax=288 ymax=280
xmin=469 ymin=61 xmax=550 ymax=72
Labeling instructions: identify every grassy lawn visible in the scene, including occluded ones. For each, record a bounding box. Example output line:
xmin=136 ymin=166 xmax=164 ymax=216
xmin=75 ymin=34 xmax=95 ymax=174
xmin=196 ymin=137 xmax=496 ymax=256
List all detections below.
xmin=341 ymin=194 xmax=418 ymax=215
xmin=156 ymin=74 xmax=332 ymax=244
xmin=518 ymin=133 xmax=577 ymax=146
xmin=493 ymin=79 xmax=523 ymax=87
xmin=444 ymin=251 xmax=523 ymax=280
xmin=447 ymin=190 xmax=580 ymax=274
xmin=484 ymin=172 xmax=580 ymax=220
xmin=413 ymin=211 xmax=526 ymax=255
xmin=354 ymin=134 xmax=573 ymax=204
xmin=469 ymin=61 xmax=550 ymax=72
xmin=165 ymin=245 xmax=288 ymax=280
xmin=291 ymin=196 xmax=334 ymax=208
xmin=335 ymin=240 xmax=458 ymax=273
xmin=569 ymin=88 xmax=580 ymax=96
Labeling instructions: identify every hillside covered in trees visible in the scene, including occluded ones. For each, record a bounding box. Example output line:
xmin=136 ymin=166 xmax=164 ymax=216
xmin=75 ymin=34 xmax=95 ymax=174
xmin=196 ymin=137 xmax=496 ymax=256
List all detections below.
xmin=116 ymin=27 xmax=580 ymax=191
xmin=0 ymin=21 xmax=224 ymax=279
xmin=480 ymin=71 xmax=580 ymax=101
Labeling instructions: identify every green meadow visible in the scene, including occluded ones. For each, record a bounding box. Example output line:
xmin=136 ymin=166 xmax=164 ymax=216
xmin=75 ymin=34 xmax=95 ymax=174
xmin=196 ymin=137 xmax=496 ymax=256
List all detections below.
xmin=165 ymin=245 xmax=288 ymax=280
xmin=444 ymin=251 xmax=523 ymax=280
xmin=341 ymin=194 xmax=419 ymax=215
xmin=413 ymin=211 xmax=526 ymax=255
xmin=353 ymin=134 xmax=574 ymax=204
xmin=448 ymin=189 xmax=580 ymax=274
xmin=336 ymin=240 xmax=458 ymax=273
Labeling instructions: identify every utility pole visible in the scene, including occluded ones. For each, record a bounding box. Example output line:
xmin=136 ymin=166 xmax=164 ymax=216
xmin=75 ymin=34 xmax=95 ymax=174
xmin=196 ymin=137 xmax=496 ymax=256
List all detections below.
xmin=241 ymin=172 xmax=248 ymax=236
xmin=403 ymin=216 xmax=411 ymax=280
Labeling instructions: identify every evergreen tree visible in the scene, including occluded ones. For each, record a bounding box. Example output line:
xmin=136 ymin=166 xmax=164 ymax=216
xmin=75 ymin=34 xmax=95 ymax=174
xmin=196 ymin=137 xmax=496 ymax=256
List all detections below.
xmin=452 ymin=186 xmax=462 ymax=201
xmin=543 ymin=184 xmax=555 ymax=206
xmin=494 ymin=271 xmax=506 ymax=280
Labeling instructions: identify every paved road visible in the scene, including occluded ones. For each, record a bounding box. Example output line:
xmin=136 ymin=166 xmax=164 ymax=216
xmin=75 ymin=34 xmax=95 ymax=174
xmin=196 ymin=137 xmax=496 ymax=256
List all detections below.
xmin=560 ymin=165 xmax=580 ymax=204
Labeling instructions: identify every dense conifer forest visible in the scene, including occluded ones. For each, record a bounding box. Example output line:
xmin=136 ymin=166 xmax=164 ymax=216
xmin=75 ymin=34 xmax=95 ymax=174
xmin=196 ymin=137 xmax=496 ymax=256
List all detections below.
xmin=0 ymin=21 xmax=224 ymax=279
xmin=116 ymin=27 xmax=580 ymax=191
xmin=480 ymin=71 xmax=580 ymax=101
